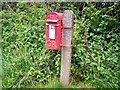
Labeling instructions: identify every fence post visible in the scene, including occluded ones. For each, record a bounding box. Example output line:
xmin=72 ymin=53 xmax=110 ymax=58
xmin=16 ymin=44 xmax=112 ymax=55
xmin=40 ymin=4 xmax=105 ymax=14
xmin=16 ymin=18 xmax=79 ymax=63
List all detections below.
xmin=60 ymin=10 xmax=73 ymax=86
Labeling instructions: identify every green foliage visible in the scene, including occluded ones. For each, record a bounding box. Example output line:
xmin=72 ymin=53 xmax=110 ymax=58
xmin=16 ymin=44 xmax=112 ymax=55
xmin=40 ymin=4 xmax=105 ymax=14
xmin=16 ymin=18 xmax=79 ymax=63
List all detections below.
xmin=78 ymin=3 xmax=119 ymax=88
xmin=72 ymin=2 xmax=120 ymax=88
xmin=82 ymin=3 xmax=120 ymax=88
xmin=1 ymin=2 xmax=120 ymax=88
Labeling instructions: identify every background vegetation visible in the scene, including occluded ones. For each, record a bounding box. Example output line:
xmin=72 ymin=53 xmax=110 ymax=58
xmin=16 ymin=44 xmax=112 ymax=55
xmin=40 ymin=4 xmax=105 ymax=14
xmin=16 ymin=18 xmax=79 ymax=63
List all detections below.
xmin=1 ymin=2 xmax=120 ymax=88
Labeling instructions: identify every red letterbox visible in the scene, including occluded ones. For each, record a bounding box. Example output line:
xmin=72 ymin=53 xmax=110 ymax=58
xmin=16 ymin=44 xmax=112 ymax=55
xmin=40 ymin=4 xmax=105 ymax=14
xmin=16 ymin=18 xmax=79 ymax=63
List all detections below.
xmin=45 ymin=12 xmax=62 ymax=50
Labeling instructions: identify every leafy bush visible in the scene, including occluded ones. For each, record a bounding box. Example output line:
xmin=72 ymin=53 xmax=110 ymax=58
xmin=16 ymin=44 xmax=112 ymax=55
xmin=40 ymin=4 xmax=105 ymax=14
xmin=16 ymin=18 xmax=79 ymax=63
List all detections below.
xmin=1 ymin=2 xmax=120 ymax=88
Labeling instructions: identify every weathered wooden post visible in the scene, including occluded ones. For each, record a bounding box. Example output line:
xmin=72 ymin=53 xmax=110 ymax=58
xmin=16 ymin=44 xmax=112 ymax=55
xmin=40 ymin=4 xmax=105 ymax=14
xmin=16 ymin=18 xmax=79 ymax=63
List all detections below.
xmin=60 ymin=10 xmax=73 ymax=85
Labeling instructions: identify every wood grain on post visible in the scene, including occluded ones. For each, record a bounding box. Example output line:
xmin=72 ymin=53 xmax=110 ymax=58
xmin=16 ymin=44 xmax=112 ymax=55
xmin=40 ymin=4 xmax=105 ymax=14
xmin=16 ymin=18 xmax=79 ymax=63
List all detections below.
xmin=60 ymin=10 xmax=73 ymax=86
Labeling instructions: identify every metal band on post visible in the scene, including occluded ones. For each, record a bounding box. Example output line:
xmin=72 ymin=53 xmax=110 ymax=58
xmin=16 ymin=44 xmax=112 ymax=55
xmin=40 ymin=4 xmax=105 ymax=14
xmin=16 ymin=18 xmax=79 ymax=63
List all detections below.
xmin=60 ymin=44 xmax=72 ymax=47
xmin=62 ymin=26 xmax=73 ymax=29
xmin=61 ymin=26 xmax=73 ymax=47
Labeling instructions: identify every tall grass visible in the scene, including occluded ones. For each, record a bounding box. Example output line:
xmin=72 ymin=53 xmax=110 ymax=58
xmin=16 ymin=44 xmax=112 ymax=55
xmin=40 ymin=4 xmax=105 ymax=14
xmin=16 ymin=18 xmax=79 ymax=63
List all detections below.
xmin=26 ymin=78 xmax=94 ymax=88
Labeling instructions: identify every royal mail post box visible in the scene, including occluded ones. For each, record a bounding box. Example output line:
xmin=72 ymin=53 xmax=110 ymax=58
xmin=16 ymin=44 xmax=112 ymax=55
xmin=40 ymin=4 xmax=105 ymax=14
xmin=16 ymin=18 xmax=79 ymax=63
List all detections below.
xmin=45 ymin=12 xmax=62 ymax=50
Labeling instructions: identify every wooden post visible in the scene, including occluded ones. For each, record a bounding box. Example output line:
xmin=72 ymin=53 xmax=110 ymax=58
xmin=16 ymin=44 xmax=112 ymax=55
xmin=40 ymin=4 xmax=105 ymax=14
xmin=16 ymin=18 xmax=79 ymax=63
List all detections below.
xmin=60 ymin=10 xmax=73 ymax=86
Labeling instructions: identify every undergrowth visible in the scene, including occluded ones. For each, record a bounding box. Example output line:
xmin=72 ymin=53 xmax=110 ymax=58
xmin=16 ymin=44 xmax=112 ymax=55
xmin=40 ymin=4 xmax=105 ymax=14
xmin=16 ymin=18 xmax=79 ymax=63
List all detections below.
xmin=1 ymin=2 xmax=120 ymax=88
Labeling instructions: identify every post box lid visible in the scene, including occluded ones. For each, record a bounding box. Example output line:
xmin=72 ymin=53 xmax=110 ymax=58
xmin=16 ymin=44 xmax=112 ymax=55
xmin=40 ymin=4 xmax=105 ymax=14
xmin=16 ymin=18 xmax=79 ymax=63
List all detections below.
xmin=46 ymin=12 xmax=62 ymax=21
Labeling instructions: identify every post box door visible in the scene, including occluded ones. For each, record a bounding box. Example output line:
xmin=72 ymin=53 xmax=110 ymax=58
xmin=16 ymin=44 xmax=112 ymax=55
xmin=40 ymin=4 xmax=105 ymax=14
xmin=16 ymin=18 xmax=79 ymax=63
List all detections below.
xmin=45 ymin=12 xmax=62 ymax=50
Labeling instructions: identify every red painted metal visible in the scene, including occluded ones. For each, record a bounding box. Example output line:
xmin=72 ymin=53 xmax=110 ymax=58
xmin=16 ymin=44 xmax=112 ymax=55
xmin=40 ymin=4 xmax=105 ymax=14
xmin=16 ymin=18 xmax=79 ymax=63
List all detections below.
xmin=45 ymin=12 xmax=62 ymax=50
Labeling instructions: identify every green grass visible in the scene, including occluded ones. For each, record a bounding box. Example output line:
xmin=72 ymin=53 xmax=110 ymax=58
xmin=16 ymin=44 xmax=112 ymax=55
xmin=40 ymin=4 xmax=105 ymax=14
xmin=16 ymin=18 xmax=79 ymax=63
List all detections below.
xmin=0 ymin=47 xmax=2 ymax=89
xmin=26 ymin=78 xmax=94 ymax=88
xmin=0 ymin=80 xmax=2 ymax=89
